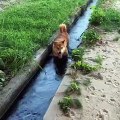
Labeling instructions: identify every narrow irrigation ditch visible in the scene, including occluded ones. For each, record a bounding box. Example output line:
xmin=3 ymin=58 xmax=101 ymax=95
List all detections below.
xmin=1 ymin=0 xmax=98 ymax=120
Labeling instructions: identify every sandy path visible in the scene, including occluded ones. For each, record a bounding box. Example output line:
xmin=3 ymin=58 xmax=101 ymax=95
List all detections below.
xmin=77 ymin=31 xmax=120 ymax=120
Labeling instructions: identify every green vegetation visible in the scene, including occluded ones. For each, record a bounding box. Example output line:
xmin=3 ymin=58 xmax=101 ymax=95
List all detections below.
xmin=0 ymin=0 xmax=88 ymax=77
xmin=72 ymin=47 xmax=85 ymax=61
xmin=102 ymin=9 xmax=120 ymax=31
xmin=65 ymin=80 xmax=81 ymax=95
xmin=58 ymin=96 xmax=82 ymax=115
xmin=82 ymin=29 xmax=100 ymax=46
xmin=90 ymin=1 xmax=120 ymax=31
xmin=71 ymin=61 xmax=99 ymax=74
xmin=90 ymin=7 xmax=105 ymax=25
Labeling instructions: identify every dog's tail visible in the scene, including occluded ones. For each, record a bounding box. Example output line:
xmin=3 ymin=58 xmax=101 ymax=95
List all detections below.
xmin=59 ymin=24 xmax=67 ymax=33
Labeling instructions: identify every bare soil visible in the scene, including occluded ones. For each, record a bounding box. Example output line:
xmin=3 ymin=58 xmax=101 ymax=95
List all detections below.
xmin=75 ymin=31 xmax=120 ymax=120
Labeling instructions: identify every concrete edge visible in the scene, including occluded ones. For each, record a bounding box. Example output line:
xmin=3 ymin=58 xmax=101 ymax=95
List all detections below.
xmin=43 ymin=69 xmax=73 ymax=120
xmin=0 ymin=0 xmax=93 ymax=119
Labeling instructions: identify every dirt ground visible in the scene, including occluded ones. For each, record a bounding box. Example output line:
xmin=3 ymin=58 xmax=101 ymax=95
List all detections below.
xmin=73 ymin=31 xmax=120 ymax=120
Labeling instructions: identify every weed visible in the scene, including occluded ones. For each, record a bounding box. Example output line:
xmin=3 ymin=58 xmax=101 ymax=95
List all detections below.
xmin=82 ymin=29 xmax=100 ymax=46
xmin=71 ymin=61 xmax=99 ymax=74
xmin=101 ymin=9 xmax=120 ymax=31
xmin=90 ymin=2 xmax=120 ymax=31
xmin=90 ymin=7 xmax=105 ymax=25
xmin=58 ymin=96 xmax=73 ymax=114
xmin=72 ymin=47 xmax=85 ymax=61
xmin=94 ymin=55 xmax=103 ymax=65
xmin=65 ymin=80 xmax=81 ymax=95
xmin=58 ymin=96 xmax=82 ymax=114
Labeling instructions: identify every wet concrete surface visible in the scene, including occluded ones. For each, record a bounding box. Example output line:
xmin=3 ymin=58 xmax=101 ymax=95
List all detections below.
xmin=3 ymin=0 xmax=98 ymax=120
xmin=4 ymin=58 xmax=64 ymax=120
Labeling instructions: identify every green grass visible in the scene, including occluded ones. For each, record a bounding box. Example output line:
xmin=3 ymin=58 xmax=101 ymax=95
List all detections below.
xmin=58 ymin=96 xmax=82 ymax=115
xmin=72 ymin=47 xmax=85 ymax=61
xmin=82 ymin=29 xmax=100 ymax=46
xmin=0 ymin=0 xmax=88 ymax=76
xmin=65 ymin=80 xmax=81 ymax=95
xmin=101 ymin=9 xmax=120 ymax=31
xmin=71 ymin=61 xmax=99 ymax=74
xmin=90 ymin=0 xmax=120 ymax=31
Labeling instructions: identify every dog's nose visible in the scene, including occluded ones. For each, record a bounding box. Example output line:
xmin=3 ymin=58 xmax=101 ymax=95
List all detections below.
xmin=58 ymin=51 xmax=61 ymax=54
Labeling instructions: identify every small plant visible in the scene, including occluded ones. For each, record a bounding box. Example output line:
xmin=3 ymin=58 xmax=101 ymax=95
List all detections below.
xmin=58 ymin=96 xmax=73 ymax=114
xmin=90 ymin=7 xmax=105 ymax=25
xmin=65 ymin=80 xmax=81 ymax=95
xmin=82 ymin=29 xmax=100 ymax=46
xmin=72 ymin=47 xmax=85 ymax=61
xmin=71 ymin=61 xmax=99 ymax=74
xmin=58 ymin=96 xmax=82 ymax=115
xmin=94 ymin=55 xmax=103 ymax=65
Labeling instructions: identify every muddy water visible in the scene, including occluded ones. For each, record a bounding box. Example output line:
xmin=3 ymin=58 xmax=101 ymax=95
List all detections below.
xmin=4 ymin=0 xmax=98 ymax=120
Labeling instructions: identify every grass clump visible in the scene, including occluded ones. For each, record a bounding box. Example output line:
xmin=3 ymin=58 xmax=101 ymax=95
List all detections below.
xmin=0 ymin=0 xmax=88 ymax=77
xmin=72 ymin=47 xmax=85 ymax=61
xmin=102 ymin=9 xmax=120 ymax=31
xmin=71 ymin=61 xmax=99 ymax=74
xmin=58 ymin=96 xmax=82 ymax=115
xmin=65 ymin=80 xmax=81 ymax=95
xmin=90 ymin=1 xmax=120 ymax=31
xmin=82 ymin=29 xmax=100 ymax=46
xmin=90 ymin=7 xmax=105 ymax=25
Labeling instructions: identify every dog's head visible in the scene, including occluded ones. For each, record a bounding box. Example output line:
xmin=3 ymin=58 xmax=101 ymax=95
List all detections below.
xmin=53 ymin=39 xmax=67 ymax=59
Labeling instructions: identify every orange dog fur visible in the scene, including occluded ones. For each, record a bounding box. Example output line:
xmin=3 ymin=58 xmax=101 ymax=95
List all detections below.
xmin=52 ymin=24 xmax=69 ymax=59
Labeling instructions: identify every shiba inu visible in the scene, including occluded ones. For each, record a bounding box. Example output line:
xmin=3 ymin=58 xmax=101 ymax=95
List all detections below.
xmin=52 ymin=24 xmax=69 ymax=59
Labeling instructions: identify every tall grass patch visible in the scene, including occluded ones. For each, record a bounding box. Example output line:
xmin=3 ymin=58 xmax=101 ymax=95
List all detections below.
xmin=0 ymin=0 xmax=87 ymax=76
xmin=90 ymin=1 xmax=120 ymax=31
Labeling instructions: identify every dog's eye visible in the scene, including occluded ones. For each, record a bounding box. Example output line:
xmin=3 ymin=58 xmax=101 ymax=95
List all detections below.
xmin=62 ymin=41 xmax=64 ymax=43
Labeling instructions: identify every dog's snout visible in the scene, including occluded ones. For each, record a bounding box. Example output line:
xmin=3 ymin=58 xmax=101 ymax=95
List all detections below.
xmin=58 ymin=51 xmax=61 ymax=54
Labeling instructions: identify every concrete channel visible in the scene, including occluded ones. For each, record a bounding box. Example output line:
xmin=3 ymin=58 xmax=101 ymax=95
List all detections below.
xmin=0 ymin=0 xmax=98 ymax=119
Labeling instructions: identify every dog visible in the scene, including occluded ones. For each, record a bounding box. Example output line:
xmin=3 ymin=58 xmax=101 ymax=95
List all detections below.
xmin=52 ymin=24 xmax=69 ymax=59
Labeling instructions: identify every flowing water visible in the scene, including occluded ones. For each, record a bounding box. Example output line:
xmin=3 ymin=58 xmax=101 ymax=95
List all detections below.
xmin=3 ymin=0 xmax=98 ymax=119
